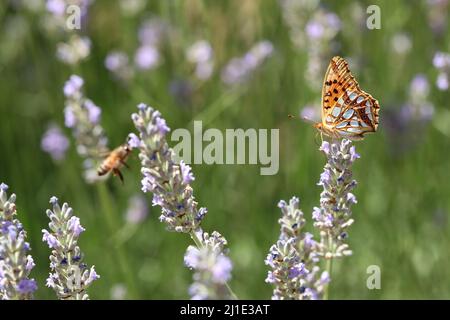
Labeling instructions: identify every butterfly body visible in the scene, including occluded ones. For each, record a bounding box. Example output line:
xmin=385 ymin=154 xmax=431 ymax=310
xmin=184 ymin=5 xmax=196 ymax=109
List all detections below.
xmin=310 ymin=56 xmax=380 ymax=141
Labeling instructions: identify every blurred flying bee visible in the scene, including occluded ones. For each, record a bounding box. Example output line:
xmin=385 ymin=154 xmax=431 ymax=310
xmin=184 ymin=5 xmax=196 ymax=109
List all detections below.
xmin=97 ymin=142 xmax=132 ymax=183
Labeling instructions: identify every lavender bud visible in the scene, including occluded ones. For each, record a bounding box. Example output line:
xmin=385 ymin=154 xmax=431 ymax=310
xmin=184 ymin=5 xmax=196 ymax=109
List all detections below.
xmin=41 ymin=124 xmax=70 ymax=161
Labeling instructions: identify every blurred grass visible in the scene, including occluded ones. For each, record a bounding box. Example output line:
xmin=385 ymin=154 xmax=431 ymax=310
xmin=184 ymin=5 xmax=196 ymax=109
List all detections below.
xmin=0 ymin=0 xmax=450 ymax=299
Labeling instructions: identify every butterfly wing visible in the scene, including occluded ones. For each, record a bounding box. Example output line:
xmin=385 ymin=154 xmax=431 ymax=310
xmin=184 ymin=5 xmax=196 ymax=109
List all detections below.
xmin=321 ymin=56 xmax=380 ymax=139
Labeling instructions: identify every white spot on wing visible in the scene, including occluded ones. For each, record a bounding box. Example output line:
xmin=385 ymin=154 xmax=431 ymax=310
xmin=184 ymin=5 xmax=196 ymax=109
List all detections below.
xmin=347 ymin=127 xmax=363 ymax=133
xmin=350 ymin=120 xmax=359 ymax=127
xmin=356 ymin=96 xmax=364 ymax=104
xmin=331 ymin=107 xmax=341 ymax=117
xmin=343 ymin=109 xmax=354 ymax=119
xmin=348 ymin=91 xmax=357 ymax=101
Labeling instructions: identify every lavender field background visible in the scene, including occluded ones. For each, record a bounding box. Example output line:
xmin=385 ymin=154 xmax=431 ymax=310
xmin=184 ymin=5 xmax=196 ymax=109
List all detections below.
xmin=1 ymin=0 xmax=450 ymax=299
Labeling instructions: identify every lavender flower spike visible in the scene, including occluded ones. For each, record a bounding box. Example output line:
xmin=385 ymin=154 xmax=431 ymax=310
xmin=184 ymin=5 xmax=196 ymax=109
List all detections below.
xmin=313 ymin=139 xmax=359 ymax=259
xmin=42 ymin=196 xmax=100 ymax=300
xmin=131 ymin=103 xmax=206 ymax=233
xmin=184 ymin=231 xmax=233 ymax=300
xmin=0 ymin=183 xmax=37 ymax=300
xmin=132 ymin=104 xmax=236 ymax=299
xmin=63 ymin=75 xmax=109 ymax=182
xmin=265 ymin=197 xmax=328 ymax=300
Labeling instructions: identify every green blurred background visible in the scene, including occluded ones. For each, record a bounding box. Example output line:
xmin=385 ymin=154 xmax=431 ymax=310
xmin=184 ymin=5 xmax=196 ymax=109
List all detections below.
xmin=1 ymin=0 xmax=450 ymax=299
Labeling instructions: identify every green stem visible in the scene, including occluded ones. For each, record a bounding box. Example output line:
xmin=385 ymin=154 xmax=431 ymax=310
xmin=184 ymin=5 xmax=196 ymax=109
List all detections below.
xmin=323 ymin=234 xmax=334 ymax=300
xmin=97 ymin=183 xmax=139 ymax=299
xmin=189 ymin=230 xmax=238 ymax=300
xmin=323 ymin=257 xmax=333 ymax=300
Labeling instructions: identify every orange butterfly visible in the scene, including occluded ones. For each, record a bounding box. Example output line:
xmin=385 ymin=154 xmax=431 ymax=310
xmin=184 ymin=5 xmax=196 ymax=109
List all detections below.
xmin=307 ymin=56 xmax=380 ymax=141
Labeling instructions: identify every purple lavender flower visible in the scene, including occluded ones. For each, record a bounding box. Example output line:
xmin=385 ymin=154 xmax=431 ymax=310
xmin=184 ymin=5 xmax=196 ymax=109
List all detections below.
xmin=180 ymin=161 xmax=195 ymax=184
xmin=17 ymin=279 xmax=38 ymax=295
xmin=127 ymin=133 xmax=141 ymax=149
xmin=186 ymin=40 xmax=214 ymax=80
xmin=84 ymin=99 xmax=101 ymax=124
xmin=138 ymin=18 xmax=167 ymax=46
xmin=437 ymin=73 xmax=449 ymax=90
xmin=0 ymin=183 xmax=37 ymax=300
xmin=67 ymin=216 xmax=85 ymax=236
xmin=46 ymin=0 xmax=65 ymax=16
xmin=63 ymin=75 xmax=109 ymax=182
xmin=313 ymin=140 xmax=358 ymax=259
xmin=300 ymin=105 xmax=320 ymax=122
xmin=221 ymin=40 xmax=273 ymax=85
xmin=433 ymin=52 xmax=450 ymax=91
xmin=41 ymin=124 xmax=70 ymax=161
xmin=266 ymin=140 xmax=361 ymax=300
xmin=211 ymin=255 xmax=232 ymax=283
xmin=433 ymin=51 xmax=450 ymax=68
xmin=131 ymin=104 xmax=236 ymax=299
xmin=135 ymin=45 xmax=159 ymax=70
xmin=305 ymin=20 xmax=324 ymax=39
xmin=265 ymin=197 xmax=327 ymax=300
xmin=105 ymin=51 xmax=129 ymax=71
xmin=184 ymin=231 xmax=234 ymax=299
xmin=266 ymin=142 xmax=360 ymax=300
xmin=105 ymin=51 xmax=133 ymax=81
xmin=410 ymin=74 xmax=430 ymax=98
xmin=42 ymin=229 xmax=60 ymax=249
xmin=131 ymin=103 xmax=206 ymax=233
xmin=43 ymin=196 xmax=99 ymax=299
xmin=186 ymin=40 xmax=213 ymax=64
xmin=64 ymin=75 xmax=84 ymax=98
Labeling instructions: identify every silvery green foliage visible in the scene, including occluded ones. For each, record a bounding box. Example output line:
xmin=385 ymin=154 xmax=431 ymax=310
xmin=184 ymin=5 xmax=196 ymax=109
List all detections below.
xmin=184 ymin=230 xmax=233 ymax=300
xmin=63 ymin=75 xmax=109 ymax=183
xmin=131 ymin=103 xmax=207 ymax=233
xmin=42 ymin=197 xmax=99 ymax=300
xmin=265 ymin=197 xmax=328 ymax=300
xmin=313 ymin=139 xmax=359 ymax=259
xmin=0 ymin=183 xmax=37 ymax=300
